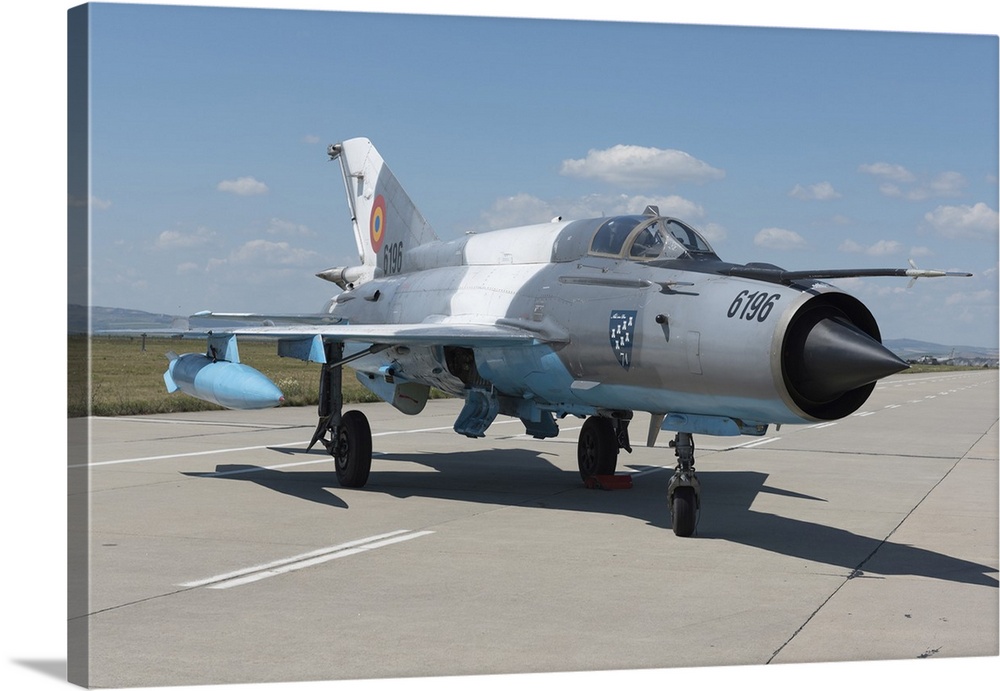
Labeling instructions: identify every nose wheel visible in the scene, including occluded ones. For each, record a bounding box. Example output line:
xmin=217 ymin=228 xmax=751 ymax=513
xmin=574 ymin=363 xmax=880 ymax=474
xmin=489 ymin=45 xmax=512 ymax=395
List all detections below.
xmin=667 ymin=432 xmax=700 ymax=537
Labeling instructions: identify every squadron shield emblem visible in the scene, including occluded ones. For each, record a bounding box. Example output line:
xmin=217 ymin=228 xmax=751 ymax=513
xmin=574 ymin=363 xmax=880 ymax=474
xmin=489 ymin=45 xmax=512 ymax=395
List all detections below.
xmin=609 ymin=310 xmax=637 ymax=370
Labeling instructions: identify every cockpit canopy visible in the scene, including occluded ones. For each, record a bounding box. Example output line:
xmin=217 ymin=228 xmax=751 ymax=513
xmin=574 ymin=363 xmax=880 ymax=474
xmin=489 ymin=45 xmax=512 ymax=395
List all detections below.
xmin=588 ymin=214 xmax=717 ymax=261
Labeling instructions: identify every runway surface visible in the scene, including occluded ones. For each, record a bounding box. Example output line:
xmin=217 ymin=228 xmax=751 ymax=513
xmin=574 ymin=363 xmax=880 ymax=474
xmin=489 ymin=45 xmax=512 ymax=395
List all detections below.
xmin=71 ymin=370 xmax=998 ymax=688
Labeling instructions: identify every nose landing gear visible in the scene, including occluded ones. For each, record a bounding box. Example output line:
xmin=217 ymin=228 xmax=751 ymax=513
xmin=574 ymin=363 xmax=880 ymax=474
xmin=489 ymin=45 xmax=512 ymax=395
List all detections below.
xmin=667 ymin=432 xmax=700 ymax=537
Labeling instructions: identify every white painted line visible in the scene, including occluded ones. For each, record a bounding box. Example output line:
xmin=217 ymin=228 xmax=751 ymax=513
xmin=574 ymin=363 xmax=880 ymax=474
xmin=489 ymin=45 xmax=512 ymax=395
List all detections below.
xmin=94 ymin=417 xmax=299 ymax=429
xmin=80 ymin=419 xmax=520 ymax=468
xmin=178 ymin=530 xmax=434 ymax=589
xmin=631 ymin=465 xmax=672 ymax=477
xmin=210 ymin=531 xmax=435 ymax=589
xmin=808 ymin=422 xmax=838 ymax=429
xmin=372 ymin=420 xmax=518 ymax=439
xmin=727 ymin=436 xmax=781 ymax=450
xmin=178 ymin=530 xmax=411 ymax=587
xmin=744 ymin=437 xmax=781 ymax=448
xmin=200 ymin=457 xmax=337 ymax=477
xmin=79 ymin=441 xmax=311 ymax=468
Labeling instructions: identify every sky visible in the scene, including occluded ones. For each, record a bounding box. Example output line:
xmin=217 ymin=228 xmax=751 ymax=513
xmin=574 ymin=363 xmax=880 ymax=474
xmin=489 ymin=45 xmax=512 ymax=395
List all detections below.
xmin=2 ymin=3 xmax=999 ymax=691
xmin=76 ymin=2 xmax=999 ymax=348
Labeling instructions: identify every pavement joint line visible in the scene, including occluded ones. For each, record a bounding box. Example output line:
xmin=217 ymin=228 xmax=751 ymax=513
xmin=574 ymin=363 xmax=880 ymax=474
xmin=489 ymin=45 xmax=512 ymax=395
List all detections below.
xmin=769 ymin=446 xmax=974 ymax=664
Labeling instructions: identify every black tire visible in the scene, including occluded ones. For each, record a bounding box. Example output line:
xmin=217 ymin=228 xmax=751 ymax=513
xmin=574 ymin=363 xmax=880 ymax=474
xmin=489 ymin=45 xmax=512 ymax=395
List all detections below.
xmin=672 ymin=485 xmax=697 ymax=537
xmin=333 ymin=410 xmax=372 ymax=488
xmin=577 ymin=416 xmax=619 ymax=480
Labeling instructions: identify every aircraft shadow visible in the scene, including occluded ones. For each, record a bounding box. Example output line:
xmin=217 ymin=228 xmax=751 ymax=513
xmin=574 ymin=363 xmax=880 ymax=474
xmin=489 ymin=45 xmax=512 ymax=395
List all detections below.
xmin=696 ymin=470 xmax=998 ymax=589
xmin=186 ymin=448 xmax=998 ymax=589
xmin=183 ymin=466 xmax=350 ymax=509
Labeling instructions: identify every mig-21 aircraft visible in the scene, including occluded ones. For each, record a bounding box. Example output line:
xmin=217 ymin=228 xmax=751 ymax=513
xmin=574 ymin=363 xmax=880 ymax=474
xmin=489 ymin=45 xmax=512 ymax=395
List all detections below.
xmin=162 ymin=137 xmax=970 ymax=536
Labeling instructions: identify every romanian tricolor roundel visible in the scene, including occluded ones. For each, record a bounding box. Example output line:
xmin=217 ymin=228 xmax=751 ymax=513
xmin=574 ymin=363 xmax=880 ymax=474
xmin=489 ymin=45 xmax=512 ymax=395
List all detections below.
xmin=370 ymin=194 xmax=387 ymax=253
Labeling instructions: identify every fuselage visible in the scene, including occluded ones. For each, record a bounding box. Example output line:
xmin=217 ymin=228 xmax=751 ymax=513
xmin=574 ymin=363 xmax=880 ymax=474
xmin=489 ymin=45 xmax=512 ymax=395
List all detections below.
xmin=325 ymin=214 xmax=904 ymax=431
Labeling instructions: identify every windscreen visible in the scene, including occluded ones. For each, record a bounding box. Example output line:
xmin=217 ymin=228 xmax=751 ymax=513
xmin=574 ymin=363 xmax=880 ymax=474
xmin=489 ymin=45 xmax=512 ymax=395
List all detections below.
xmin=590 ymin=215 xmax=716 ymax=261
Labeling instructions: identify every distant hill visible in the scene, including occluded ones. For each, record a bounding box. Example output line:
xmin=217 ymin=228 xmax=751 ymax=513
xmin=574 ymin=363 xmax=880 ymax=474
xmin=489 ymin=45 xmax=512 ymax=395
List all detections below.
xmin=70 ymin=305 xmax=260 ymax=333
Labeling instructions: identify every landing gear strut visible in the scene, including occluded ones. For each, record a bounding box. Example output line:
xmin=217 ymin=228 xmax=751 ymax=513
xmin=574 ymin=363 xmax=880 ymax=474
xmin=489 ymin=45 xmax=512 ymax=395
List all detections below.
xmin=308 ymin=341 xmax=373 ymax=488
xmin=667 ymin=432 xmax=700 ymax=537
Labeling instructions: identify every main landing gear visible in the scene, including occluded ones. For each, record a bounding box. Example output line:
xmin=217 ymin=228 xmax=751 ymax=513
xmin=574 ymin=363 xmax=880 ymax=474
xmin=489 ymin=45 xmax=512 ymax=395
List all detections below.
xmin=308 ymin=341 xmax=373 ymax=488
xmin=576 ymin=416 xmax=701 ymax=538
xmin=576 ymin=414 xmax=633 ymax=480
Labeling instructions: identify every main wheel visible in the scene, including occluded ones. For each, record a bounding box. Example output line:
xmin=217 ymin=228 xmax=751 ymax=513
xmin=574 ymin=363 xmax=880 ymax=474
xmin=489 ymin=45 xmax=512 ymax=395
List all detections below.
xmin=577 ymin=416 xmax=619 ymax=480
xmin=333 ymin=410 xmax=372 ymax=488
xmin=671 ymin=485 xmax=697 ymax=537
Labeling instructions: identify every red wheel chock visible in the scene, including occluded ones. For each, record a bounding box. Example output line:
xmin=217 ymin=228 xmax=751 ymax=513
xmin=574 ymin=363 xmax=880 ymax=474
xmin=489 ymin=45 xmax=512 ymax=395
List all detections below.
xmin=584 ymin=474 xmax=633 ymax=490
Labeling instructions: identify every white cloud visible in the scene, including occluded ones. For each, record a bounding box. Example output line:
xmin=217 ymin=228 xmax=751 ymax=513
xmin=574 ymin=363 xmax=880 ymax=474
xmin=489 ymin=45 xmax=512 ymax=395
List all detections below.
xmin=621 ymin=194 xmax=706 ymax=219
xmin=860 ymin=162 xmax=967 ymax=200
xmin=866 ymin=239 xmax=904 ymax=256
xmin=478 ymin=193 xmax=555 ymax=230
xmin=838 ymin=238 xmax=906 ymax=256
xmin=945 ymin=289 xmax=995 ymax=307
xmin=560 ymin=144 xmax=724 ymax=187
xmin=229 ymin=239 xmax=319 ymax=266
xmin=697 ymin=222 xmax=728 ymax=247
xmin=924 ymin=202 xmax=998 ymax=240
xmin=789 ymin=181 xmax=841 ymax=201
xmin=754 ymin=227 xmax=807 ymax=250
xmin=267 ymin=217 xmax=314 ymax=236
xmin=217 ymin=176 xmax=269 ymax=196
xmin=839 ymin=238 xmax=865 ymax=253
xmin=859 ymin=162 xmax=915 ymax=183
xmin=928 ymin=171 xmax=968 ymax=197
xmin=877 ymin=183 xmax=906 ymax=199
xmin=479 ymin=192 xmax=708 ymax=231
xmin=154 ymin=226 xmax=216 ymax=250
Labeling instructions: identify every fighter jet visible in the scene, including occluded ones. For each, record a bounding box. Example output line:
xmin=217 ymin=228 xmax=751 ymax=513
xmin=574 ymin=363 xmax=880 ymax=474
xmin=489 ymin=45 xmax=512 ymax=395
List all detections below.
xmin=164 ymin=137 xmax=970 ymax=536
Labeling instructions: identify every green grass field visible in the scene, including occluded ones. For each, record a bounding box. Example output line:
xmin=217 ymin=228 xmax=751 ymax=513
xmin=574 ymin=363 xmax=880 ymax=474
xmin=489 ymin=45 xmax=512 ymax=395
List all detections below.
xmin=70 ymin=335 xmax=386 ymax=417
xmin=69 ymin=335 xmax=988 ymax=417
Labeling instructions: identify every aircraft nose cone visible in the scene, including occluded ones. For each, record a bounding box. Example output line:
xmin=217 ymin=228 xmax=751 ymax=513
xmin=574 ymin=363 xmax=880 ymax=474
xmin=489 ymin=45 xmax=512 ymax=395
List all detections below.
xmin=791 ymin=316 xmax=908 ymax=403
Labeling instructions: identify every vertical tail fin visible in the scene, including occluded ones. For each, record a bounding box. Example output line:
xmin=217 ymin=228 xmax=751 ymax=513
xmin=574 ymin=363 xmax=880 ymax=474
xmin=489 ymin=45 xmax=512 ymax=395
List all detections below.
xmin=328 ymin=138 xmax=438 ymax=279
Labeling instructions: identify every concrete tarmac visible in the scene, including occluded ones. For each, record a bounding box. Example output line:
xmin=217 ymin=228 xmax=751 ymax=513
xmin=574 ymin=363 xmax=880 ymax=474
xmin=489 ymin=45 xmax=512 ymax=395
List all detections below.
xmin=70 ymin=370 xmax=998 ymax=688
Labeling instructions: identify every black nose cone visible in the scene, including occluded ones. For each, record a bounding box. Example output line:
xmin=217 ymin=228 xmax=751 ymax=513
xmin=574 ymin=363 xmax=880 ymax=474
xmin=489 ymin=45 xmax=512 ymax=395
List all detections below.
xmin=793 ymin=316 xmax=909 ymax=403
